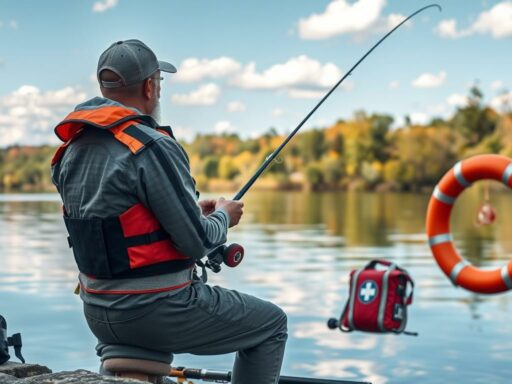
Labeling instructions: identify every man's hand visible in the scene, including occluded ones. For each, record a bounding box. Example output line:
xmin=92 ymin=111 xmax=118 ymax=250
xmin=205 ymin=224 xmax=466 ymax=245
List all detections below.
xmin=215 ymin=197 xmax=244 ymax=228
xmin=198 ymin=199 xmax=216 ymax=216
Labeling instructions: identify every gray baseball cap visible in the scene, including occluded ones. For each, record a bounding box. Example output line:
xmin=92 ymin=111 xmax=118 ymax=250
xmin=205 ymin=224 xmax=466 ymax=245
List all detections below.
xmin=97 ymin=39 xmax=177 ymax=88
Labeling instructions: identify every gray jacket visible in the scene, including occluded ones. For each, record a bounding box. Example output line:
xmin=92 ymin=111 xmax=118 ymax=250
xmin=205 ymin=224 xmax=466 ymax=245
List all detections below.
xmin=52 ymin=97 xmax=229 ymax=308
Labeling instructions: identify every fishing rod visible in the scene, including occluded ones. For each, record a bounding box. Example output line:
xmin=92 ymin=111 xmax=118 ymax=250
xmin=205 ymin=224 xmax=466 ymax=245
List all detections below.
xmin=205 ymin=3 xmax=442 ymax=272
xmin=169 ymin=366 xmax=371 ymax=384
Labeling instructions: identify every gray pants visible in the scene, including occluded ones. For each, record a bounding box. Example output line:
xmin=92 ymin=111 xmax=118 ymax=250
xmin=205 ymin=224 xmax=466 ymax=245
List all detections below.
xmin=83 ymin=281 xmax=288 ymax=384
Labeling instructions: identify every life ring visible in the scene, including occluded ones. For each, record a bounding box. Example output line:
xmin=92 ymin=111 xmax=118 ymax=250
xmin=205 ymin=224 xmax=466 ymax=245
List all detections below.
xmin=426 ymin=154 xmax=512 ymax=294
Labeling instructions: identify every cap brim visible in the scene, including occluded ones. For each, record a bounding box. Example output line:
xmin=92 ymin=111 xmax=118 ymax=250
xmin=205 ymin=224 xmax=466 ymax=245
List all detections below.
xmin=159 ymin=60 xmax=177 ymax=73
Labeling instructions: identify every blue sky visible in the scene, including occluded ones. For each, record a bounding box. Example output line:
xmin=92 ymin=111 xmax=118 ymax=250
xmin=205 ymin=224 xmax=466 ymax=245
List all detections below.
xmin=0 ymin=0 xmax=511 ymax=146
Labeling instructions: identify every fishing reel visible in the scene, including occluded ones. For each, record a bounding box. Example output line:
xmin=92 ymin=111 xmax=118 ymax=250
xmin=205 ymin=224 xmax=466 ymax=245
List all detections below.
xmin=205 ymin=243 xmax=245 ymax=273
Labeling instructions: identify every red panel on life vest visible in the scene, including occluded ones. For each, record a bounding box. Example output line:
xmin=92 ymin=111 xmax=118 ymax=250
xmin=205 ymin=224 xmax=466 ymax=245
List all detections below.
xmin=128 ymin=240 xmax=190 ymax=269
xmin=119 ymin=203 xmax=161 ymax=237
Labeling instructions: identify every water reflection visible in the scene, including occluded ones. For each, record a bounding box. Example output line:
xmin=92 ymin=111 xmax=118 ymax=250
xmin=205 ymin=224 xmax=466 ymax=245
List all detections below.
xmin=1 ymin=190 xmax=512 ymax=382
xmin=294 ymin=359 xmax=387 ymax=384
xmin=0 ymin=199 xmax=77 ymax=296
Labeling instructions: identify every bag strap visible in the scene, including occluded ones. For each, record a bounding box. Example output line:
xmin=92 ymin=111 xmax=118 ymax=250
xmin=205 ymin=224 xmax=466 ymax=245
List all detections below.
xmin=7 ymin=333 xmax=24 ymax=364
xmin=0 ymin=316 xmax=25 ymax=364
xmin=402 ymin=273 xmax=415 ymax=305
xmin=337 ymin=301 xmax=353 ymax=333
xmin=396 ymin=272 xmax=417 ymax=335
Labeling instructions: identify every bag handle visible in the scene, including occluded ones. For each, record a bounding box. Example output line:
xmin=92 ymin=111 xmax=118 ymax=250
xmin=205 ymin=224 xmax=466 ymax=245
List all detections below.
xmin=365 ymin=259 xmax=396 ymax=270
xmin=366 ymin=259 xmax=415 ymax=305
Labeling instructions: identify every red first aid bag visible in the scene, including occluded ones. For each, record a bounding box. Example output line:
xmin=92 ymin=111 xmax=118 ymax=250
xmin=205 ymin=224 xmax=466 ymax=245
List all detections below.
xmin=328 ymin=259 xmax=417 ymax=336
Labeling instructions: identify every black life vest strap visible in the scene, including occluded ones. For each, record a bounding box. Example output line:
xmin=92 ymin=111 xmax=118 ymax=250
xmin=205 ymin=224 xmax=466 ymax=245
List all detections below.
xmin=122 ymin=124 xmax=156 ymax=147
xmin=124 ymin=229 xmax=170 ymax=248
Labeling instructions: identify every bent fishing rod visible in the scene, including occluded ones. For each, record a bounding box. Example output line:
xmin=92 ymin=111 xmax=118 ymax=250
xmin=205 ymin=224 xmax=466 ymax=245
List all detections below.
xmin=205 ymin=4 xmax=442 ymax=271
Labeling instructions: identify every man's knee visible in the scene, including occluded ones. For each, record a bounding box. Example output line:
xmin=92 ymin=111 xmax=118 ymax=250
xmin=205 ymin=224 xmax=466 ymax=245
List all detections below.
xmin=272 ymin=305 xmax=288 ymax=342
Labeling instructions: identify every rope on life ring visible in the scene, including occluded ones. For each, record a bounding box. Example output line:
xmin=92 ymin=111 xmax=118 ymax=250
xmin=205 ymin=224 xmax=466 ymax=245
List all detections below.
xmin=426 ymin=154 xmax=512 ymax=294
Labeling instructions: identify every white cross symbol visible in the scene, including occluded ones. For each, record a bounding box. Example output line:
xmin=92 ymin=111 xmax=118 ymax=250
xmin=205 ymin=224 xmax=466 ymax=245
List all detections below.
xmin=360 ymin=282 xmax=376 ymax=302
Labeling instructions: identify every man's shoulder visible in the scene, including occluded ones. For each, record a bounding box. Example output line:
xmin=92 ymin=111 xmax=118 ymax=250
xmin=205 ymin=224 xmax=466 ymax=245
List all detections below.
xmin=130 ymin=122 xmax=170 ymax=142
xmin=129 ymin=123 xmax=186 ymax=160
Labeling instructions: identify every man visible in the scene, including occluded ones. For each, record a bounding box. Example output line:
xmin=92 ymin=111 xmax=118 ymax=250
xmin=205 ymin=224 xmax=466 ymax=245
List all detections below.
xmin=51 ymin=39 xmax=287 ymax=384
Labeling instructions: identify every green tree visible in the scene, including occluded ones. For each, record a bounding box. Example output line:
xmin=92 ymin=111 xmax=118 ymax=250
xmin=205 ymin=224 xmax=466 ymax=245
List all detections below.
xmin=202 ymin=156 xmax=219 ymax=178
xmin=452 ymin=85 xmax=498 ymax=147
xmin=300 ymin=129 xmax=325 ymax=162
xmin=218 ymin=156 xmax=240 ymax=180
xmin=305 ymin=163 xmax=324 ymax=187
xmin=329 ymin=133 xmax=344 ymax=154
xmin=367 ymin=114 xmax=393 ymax=162
xmin=322 ymin=157 xmax=344 ymax=185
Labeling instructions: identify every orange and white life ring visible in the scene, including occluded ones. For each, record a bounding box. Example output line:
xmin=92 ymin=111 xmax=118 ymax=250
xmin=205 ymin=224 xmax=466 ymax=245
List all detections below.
xmin=426 ymin=154 xmax=512 ymax=294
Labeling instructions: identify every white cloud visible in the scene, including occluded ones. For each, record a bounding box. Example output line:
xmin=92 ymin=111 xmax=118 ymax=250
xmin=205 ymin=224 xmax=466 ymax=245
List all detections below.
xmin=388 ymin=81 xmax=399 ymax=90
xmin=174 ymin=57 xmax=242 ymax=83
xmin=409 ymin=112 xmax=429 ymax=125
xmin=298 ymin=0 xmax=386 ymax=40
xmin=227 ymin=101 xmax=246 ymax=113
xmin=214 ymin=120 xmax=236 ymax=135
xmin=272 ymin=108 xmax=284 ymax=117
xmin=173 ymin=55 xmax=348 ymax=101
xmin=0 ymin=85 xmax=88 ymax=147
xmin=287 ymin=89 xmax=326 ymax=99
xmin=385 ymin=13 xmax=407 ymax=29
xmin=171 ymin=125 xmax=195 ymax=143
xmin=447 ymin=93 xmax=468 ymax=107
xmin=434 ymin=19 xmax=471 ymax=39
xmin=490 ymin=91 xmax=512 ymax=111
xmin=473 ymin=1 xmax=512 ymax=38
xmin=435 ymin=1 xmax=512 ymax=39
xmin=231 ymin=55 xmax=342 ymax=90
xmin=171 ymin=83 xmax=221 ymax=106
xmin=490 ymin=80 xmax=504 ymax=91
xmin=411 ymin=71 xmax=446 ymax=88
xmin=93 ymin=0 xmax=118 ymax=13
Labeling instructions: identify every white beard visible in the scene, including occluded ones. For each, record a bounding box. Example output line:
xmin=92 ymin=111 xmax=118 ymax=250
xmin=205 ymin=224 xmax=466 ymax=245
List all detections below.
xmin=150 ymin=100 xmax=162 ymax=125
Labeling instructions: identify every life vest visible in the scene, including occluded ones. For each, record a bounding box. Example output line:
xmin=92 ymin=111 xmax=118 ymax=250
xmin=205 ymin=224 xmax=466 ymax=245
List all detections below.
xmin=53 ymin=104 xmax=195 ymax=280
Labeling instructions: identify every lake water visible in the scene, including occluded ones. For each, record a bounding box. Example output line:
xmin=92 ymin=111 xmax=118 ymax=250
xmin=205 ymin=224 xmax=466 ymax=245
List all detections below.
xmin=1 ymin=190 xmax=512 ymax=383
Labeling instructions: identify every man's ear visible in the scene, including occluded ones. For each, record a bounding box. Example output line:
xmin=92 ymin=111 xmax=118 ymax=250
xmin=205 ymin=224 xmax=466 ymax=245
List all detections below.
xmin=143 ymin=79 xmax=152 ymax=100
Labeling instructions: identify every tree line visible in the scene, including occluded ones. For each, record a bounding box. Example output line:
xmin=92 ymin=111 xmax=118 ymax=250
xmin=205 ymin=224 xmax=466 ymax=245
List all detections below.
xmin=1 ymin=86 xmax=510 ymax=193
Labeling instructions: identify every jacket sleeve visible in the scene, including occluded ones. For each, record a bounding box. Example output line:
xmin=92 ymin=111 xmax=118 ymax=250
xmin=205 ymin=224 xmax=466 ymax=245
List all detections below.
xmin=133 ymin=136 xmax=229 ymax=260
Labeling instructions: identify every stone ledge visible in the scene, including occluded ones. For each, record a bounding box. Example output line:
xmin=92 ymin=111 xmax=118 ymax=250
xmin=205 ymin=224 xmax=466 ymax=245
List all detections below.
xmin=0 ymin=363 xmax=52 ymax=379
xmin=0 ymin=369 xmax=163 ymax=384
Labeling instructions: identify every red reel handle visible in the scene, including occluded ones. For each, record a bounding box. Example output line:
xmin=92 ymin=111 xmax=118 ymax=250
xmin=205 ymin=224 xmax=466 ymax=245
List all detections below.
xmin=223 ymin=243 xmax=244 ymax=268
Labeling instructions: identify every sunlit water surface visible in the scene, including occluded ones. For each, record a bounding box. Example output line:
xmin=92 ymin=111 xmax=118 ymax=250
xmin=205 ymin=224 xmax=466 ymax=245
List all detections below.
xmin=1 ymin=190 xmax=512 ymax=383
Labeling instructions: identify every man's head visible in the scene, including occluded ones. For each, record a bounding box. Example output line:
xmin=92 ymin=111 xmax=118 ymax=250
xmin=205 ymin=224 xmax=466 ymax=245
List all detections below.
xmin=97 ymin=39 xmax=176 ymax=121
